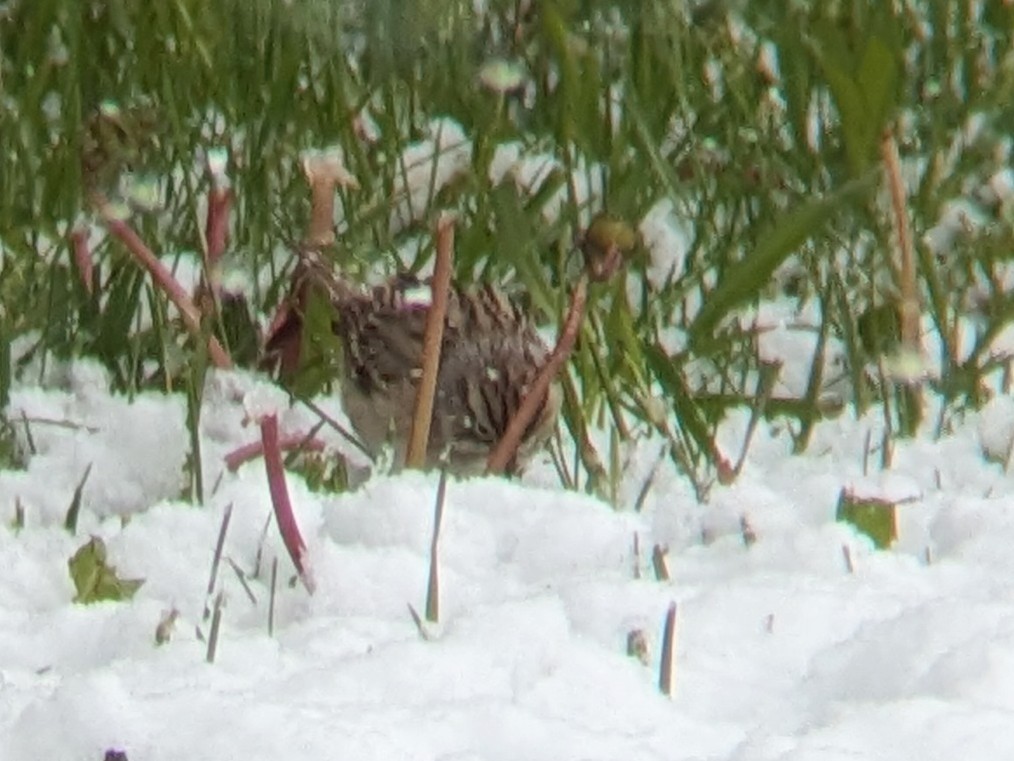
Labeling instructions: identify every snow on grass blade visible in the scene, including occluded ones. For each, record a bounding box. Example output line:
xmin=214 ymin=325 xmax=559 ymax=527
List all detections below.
xmin=260 ymin=413 xmax=315 ymax=594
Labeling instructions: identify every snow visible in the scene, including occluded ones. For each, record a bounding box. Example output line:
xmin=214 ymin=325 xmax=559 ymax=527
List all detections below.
xmin=4 ymin=359 xmax=1014 ymax=760
xmin=390 ymin=119 xmax=472 ymax=232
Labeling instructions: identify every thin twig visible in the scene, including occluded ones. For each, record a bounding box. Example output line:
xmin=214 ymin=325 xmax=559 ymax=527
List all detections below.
xmin=633 ymin=442 xmax=669 ymax=512
xmin=487 ymin=275 xmax=589 ymax=474
xmin=407 ymin=603 xmax=431 ymax=639
xmin=19 ymin=410 xmax=37 ymax=454
xmin=406 ymin=213 xmax=456 ymax=468
xmin=294 ymin=394 xmax=372 ymax=459
xmin=842 ymin=544 xmax=855 ymax=574
xmin=225 ymin=557 xmax=258 ymax=606
xmin=659 ymin=601 xmax=678 ymax=697
xmin=549 ymin=424 xmax=574 ymax=489
xmin=268 ymin=557 xmax=278 ymax=637
xmin=559 ymin=372 xmax=608 ymax=490
xmin=252 ymin=513 xmax=272 ymax=579
xmin=732 ymin=361 xmax=779 ymax=477
xmin=206 ymin=591 xmax=225 ymax=664
xmin=632 ymin=533 xmax=641 ymax=579
xmin=16 ymin=414 xmax=99 ymax=434
xmin=203 ymin=502 xmax=233 ymax=620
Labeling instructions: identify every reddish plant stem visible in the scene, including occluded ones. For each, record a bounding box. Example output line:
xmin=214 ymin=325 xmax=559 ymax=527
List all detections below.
xmin=301 ymin=152 xmax=358 ymax=248
xmin=486 ymin=274 xmax=589 ymax=475
xmin=224 ymin=433 xmax=326 ymax=472
xmin=69 ymin=226 xmax=94 ymax=296
xmin=260 ymin=414 xmax=315 ymax=594
xmin=102 ymin=213 xmax=233 ymax=369
xmin=205 ymin=185 xmax=231 ymax=270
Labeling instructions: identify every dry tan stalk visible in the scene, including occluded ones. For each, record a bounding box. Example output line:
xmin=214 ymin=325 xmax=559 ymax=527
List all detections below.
xmin=880 ymin=129 xmax=920 ymax=353
xmin=406 ymin=214 xmax=456 ymax=468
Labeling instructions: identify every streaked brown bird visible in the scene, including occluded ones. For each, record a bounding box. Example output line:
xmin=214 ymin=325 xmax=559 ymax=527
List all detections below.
xmin=265 ymin=253 xmax=561 ymax=475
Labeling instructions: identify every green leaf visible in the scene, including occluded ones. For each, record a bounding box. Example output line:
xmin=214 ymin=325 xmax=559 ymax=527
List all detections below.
xmin=688 ymin=176 xmax=874 ymax=353
xmin=0 ymin=330 xmax=9 ymax=409
xmin=644 ymin=342 xmax=713 ymax=464
xmin=836 ymin=489 xmax=898 ymax=549
xmin=812 ymin=14 xmax=901 ymax=177
xmin=857 ymin=36 xmax=898 ymax=132
xmin=288 ymin=286 xmax=345 ymax=399
xmin=68 ymin=536 xmax=144 ymax=604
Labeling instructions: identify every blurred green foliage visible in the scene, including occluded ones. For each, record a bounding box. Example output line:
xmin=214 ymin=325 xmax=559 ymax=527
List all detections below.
xmin=1 ymin=0 xmax=1013 ymax=494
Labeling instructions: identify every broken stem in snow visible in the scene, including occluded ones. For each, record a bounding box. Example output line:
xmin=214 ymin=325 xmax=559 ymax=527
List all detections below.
xmin=425 ymin=467 xmax=448 ymax=623
xmin=268 ymin=557 xmax=278 ymax=637
xmin=203 ymin=502 xmax=233 ymax=620
xmin=651 ymin=544 xmax=670 ymax=582
xmin=659 ymin=601 xmax=678 ymax=697
xmin=206 ymin=591 xmax=225 ymax=664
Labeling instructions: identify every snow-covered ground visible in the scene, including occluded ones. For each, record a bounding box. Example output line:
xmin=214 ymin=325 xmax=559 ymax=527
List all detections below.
xmin=3 ymin=360 xmax=1014 ymax=761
